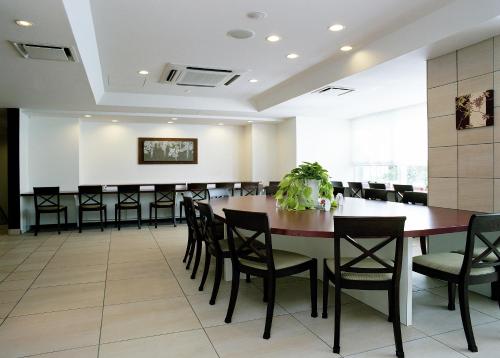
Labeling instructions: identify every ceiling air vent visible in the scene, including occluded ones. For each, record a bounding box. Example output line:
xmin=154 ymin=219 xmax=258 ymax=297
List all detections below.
xmin=312 ymin=86 xmax=354 ymax=96
xmin=11 ymin=42 xmax=78 ymax=62
xmin=161 ymin=63 xmax=244 ymax=87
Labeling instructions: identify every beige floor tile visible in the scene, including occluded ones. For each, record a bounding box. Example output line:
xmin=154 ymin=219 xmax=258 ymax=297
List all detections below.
xmin=0 ymin=271 xmax=9 ymax=280
xmin=108 ymin=249 xmax=164 ymax=264
xmin=0 ymin=279 xmax=34 ymax=291
xmin=0 ymin=301 xmax=16 ymax=318
xmin=0 ymin=264 xmax=18 ymax=273
xmin=412 ymin=272 xmax=446 ymax=290
xmin=11 ymin=282 xmax=105 ymax=316
xmin=99 ymin=330 xmax=218 ymax=358
xmin=206 ymin=315 xmax=335 ymax=357
xmin=33 ymin=265 xmax=106 ymax=288
xmin=345 ymin=336 xmax=464 ymax=358
xmin=0 ymin=307 xmax=101 ymax=357
xmin=434 ymin=320 xmax=500 ymax=357
xmin=105 ymin=276 xmax=183 ymax=305
xmin=412 ymin=291 xmax=496 ymax=336
xmin=4 ymin=269 xmax=41 ymax=282
xmin=293 ymin=302 xmax=424 ymax=356
xmin=187 ymin=284 xmax=287 ymax=328
xmin=106 ymin=260 xmax=172 ymax=281
xmin=0 ymin=289 xmax=26 ymax=303
xmin=101 ymin=296 xmax=200 ymax=343
xmin=29 ymin=346 xmax=98 ymax=358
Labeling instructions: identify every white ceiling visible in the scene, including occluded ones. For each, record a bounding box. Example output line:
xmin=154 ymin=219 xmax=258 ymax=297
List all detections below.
xmin=1 ymin=0 xmax=500 ymax=123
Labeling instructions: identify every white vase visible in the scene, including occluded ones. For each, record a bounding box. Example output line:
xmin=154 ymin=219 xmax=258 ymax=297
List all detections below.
xmin=306 ymin=179 xmax=320 ymax=207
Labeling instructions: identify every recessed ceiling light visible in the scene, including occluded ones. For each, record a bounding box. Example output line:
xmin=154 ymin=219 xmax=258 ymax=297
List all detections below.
xmin=249 ymin=79 xmax=259 ymax=83
xmin=247 ymin=11 xmax=267 ymax=20
xmin=111 ymin=120 xmax=119 ymax=123
xmin=138 ymin=70 xmax=149 ymax=75
xmin=287 ymin=53 xmax=299 ymax=59
xmin=340 ymin=45 xmax=353 ymax=52
xmin=171 ymin=117 xmax=178 ymax=121
xmin=227 ymin=29 xmax=255 ymax=40
xmin=167 ymin=121 xmax=174 ymax=124
xmin=218 ymin=122 xmax=224 ymax=126
xmin=266 ymin=35 xmax=281 ymax=43
xmin=329 ymin=24 xmax=345 ymax=32
xmin=247 ymin=120 xmax=254 ymax=123
xmin=15 ymin=20 xmax=33 ymax=27
xmin=83 ymin=114 xmax=92 ymax=118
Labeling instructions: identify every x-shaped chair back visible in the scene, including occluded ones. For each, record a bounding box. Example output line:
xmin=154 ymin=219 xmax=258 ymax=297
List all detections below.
xmin=333 ymin=216 xmax=406 ymax=283
xmin=188 ymin=183 xmax=208 ymax=201
xmin=401 ymin=191 xmax=427 ymax=206
xmin=78 ymin=185 xmax=103 ymax=206
xmin=393 ymin=184 xmax=414 ymax=202
xmin=223 ymin=209 xmax=273 ymax=270
xmin=183 ymin=195 xmax=200 ymax=238
xmin=348 ymin=182 xmax=363 ymax=198
xmin=240 ymin=182 xmax=259 ymax=196
xmin=117 ymin=185 xmax=140 ymax=206
xmin=34 ymin=187 xmax=60 ymax=209
xmin=461 ymin=213 xmax=500 ymax=277
xmin=197 ymin=202 xmax=223 ymax=256
xmin=154 ymin=184 xmax=176 ymax=204
xmin=208 ymin=188 xmax=230 ymax=200
xmin=215 ymin=182 xmax=235 ymax=196
xmin=368 ymin=182 xmax=386 ymax=189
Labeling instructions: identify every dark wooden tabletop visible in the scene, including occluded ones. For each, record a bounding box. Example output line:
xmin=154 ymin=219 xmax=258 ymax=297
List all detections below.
xmin=207 ymin=196 xmax=476 ymax=238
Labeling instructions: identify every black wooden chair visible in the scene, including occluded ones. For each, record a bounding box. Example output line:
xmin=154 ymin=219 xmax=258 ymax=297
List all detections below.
xmin=264 ymin=185 xmax=279 ymax=196
xmin=413 ymin=213 xmax=500 ymax=353
xmin=322 ymin=216 xmax=407 ymax=357
xmin=33 ymin=187 xmax=67 ymax=236
xmin=208 ymin=188 xmax=231 ymax=200
xmin=179 ymin=183 xmax=208 ymax=222
xmin=332 ymin=181 xmax=345 ymax=196
xmin=240 ymin=182 xmax=260 ymax=196
xmin=269 ymin=181 xmax=281 ymax=187
xmin=115 ymin=185 xmax=141 ymax=230
xmin=368 ymin=182 xmax=386 ymax=189
xmin=348 ymin=182 xmax=363 ymax=198
xmin=393 ymin=184 xmax=413 ymax=202
xmin=149 ymin=184 xmax=176 ymax=228
xmin=223 ymin=208 xmax=317 ymax=339
xmin=364 ymin=188 xmax=388 ymax=201
xmin=215 ymin=182 xmax=235 ymax=196
xmin=402 ymin=191 xmax=428 ymax=254
xmin=78 ymin=185 xmax=106 ymax=233
xmin=182 ymin=195 xmax=202 ymax=277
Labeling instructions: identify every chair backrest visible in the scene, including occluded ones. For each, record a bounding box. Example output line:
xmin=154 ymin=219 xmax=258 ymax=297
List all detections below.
xmin=223 ymin=208 xmax=274 ymax=271
xmin=368 ymin=182 xmax=386 ymax=189
xmin=183 ymin=195 xmax=200 ymax=238
xmin=393 ymin=184 xmax=414 ymax=201
xmin=208 ymin=188 xmax=230 ymax=200
xmin=78 ymin=185 xmax=103 ymax=206
xmin=117 ymin=185 xmax=140 ymax=205
xmin=154 ymin=184 xmax=176 ymax=204
xmin=364 ymin=188 xmax=388 ymax=201
xmin=331 ymin=181 xmax=344 ymax=188
xmin=348 ymin=182 xmax=363 ymax=198
xmin=333 ymin=216 xmax=406 ymax=284
xmin=401 ymin=191 xmax=427 ymax=206
xmin=240 ymin=182 xmax=259 ymax=196
xmin=33 ymin=187 xmax=60 ymax=209
xmin=265 ymin=185 xmax=278 ymax=196
xmin=188 ymin=183 xmax=208 ymax=200
xmin=269 ymin=181 xmax=281 ymax=187
xmin=215 ymin=182 xmax=234 ymax=195
xmin=197 ymin=202 xmax=223 ymax=255
xmin=461 ymin=213 xmax=500 ymax=277
xmin=333 ymin=187 xmax=345 ymax=196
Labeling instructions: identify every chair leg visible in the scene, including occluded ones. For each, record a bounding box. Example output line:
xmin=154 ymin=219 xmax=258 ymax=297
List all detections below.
xmin=104 ymin=209 xmax=107 ymax=228
xmin=114 ymin=206 xmax=117 ymax=228
xmin=263 ymin=276 xmax=276 ymax=339
xmin=419 ymin=236 xmax=427 ymax=255
xmin=183 ymin=229 xmax=192 ymax=264
xmin=210 ymin=256 xmax=223 ymax=305
xmin=118 ymin=208 xmax=121 ymax=230
xmin=78 ymin=209 xmax=83 ymax=233
xmin=263 ymin=277 xmax=268 ymax=302
xmin=35 ymin=211 xmax=40 ymax=236
xmin=64 ymin=208 xmax=68 ymax=230
xmin=322 ymin=261 xmax=329 ymax=318
xmin=225 ymin=267 xmax=240 ymax=323
xmin=198 ymin=248 xmax=211 ymax=291
xmin=310 ymin=259 xmax=318 ymax=318
xmin=154 ymin=206 xmax=158 ymax=229
xmin=333 ymin=284 xmax=341 ymax=354
xmin=458 ymin=283 xmax=478 ymax=352
xmin=137 ymin=207 xmax=141 ymax=229
xmin=57 ymin=210 xmax=61 ymax=235
xmin=186 ymin=232 xmax=196 ymax=269
xmin=448 ymin=282 xmax=456 ymax=311
xmin=190 ymin=238 xmax=203 ymax=279
xmin=388 ymin=287 xmax=394 ymax=322
xmin=391 ymin=285 xmax=404 ymax=358
xmin=99 ymin=209 xmax=103 ymax=232
xmin=245 ymin=273 xmax=251 ymax=283
xmin=149 ymin=204 xmax=152 ymax=226
xmin=179 ymin=203 xmax=183 ymax=223
xmin=172 ymin=206 xmax=176 ymax=227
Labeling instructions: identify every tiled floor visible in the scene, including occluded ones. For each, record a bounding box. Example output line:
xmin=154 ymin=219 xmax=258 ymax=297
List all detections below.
xmin=0 ymin=225 xmax=499 ymax=357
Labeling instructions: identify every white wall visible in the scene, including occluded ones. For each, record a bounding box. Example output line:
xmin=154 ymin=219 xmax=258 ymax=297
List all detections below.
xmin=80 ymin=121 xmax=247 ymax=184
xmin=295 ymin=116 xmax=353 ymax=181
xmin=276 ymin=118 xmax=297 ymax=180
xmin=250 ymin=123 xmax=279 ymax=184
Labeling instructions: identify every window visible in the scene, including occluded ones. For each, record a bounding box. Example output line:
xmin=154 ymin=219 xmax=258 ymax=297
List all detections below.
xmin=351 ymin=104 xmax=427 ymax=188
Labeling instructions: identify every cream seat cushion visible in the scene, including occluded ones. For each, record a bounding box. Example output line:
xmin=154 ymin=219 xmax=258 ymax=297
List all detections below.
xmin=239 ymin=250 xmax=311 ymax=270
xmin=325 ymin=257 xmax=394 ymax=281
xmin=455 ymin=247 xmax=500 ymax=262
xmin=413 ymin=253 xmax=495 ymax=276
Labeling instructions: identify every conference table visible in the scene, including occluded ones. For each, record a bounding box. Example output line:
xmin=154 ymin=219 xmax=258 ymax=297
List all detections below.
xmin=208 ymin=195 xmax=476 ymax=325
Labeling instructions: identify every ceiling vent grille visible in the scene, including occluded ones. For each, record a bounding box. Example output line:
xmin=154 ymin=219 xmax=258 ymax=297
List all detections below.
xmin=312 ymin=86 xmax=354 ymax=96
xmin=11 ymin=42 xmax=78 ymax=62
xmin=161 ymin=63 xmax=244 ymax=87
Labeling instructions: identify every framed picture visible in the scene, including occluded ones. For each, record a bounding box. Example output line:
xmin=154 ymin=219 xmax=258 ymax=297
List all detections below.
xmin=138 ymin=137 xmax=198 ymax=164
xmin=456 ymin=90 xmax=494 ymax=130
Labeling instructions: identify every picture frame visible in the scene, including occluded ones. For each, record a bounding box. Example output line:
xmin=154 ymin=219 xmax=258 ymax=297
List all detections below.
xmin=138 ymin=137 xmax=198 ymax=164
xmin=455 ymin=89 xmax=494 ymax=130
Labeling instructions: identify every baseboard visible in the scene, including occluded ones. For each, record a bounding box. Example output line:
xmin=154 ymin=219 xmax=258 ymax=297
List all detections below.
xmin=8 ymin=229 xmax=21 ymax=235
xmin=27 ymin=218 xmax=180 ymax=233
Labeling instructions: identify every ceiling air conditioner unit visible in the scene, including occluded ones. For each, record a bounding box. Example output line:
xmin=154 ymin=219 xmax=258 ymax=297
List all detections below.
xmin=161 ymin=63 xmax=243 ymax=87
xmin=312 ymin=86 xmax=354 ymax=96
xmin=11 ymin=42 xmax=78 ymax=62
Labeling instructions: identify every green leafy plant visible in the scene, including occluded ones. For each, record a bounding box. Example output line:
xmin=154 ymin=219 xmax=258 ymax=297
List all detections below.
xmin=275 ymin=162 xmax=334 ymax=211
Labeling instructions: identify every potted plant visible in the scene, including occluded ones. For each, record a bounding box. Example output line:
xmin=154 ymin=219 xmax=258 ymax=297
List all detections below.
xmin=275 ymin=162 xmax=335 ymax=211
